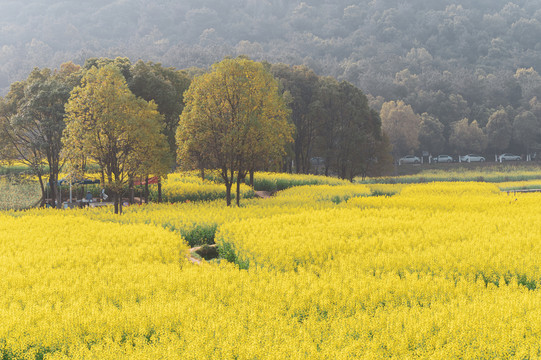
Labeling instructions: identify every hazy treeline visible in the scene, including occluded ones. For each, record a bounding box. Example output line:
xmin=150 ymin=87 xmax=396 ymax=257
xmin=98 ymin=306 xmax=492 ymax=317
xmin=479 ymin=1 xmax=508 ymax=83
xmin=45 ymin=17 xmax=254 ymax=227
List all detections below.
xmin=2 ymin=1 xmax=541 ymax=91
xmin=2 ymin=0 xmax=541 ymax=155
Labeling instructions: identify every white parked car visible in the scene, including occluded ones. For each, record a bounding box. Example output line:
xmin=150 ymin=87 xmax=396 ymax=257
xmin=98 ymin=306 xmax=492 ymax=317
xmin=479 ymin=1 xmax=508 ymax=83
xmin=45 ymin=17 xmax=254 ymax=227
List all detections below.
xmin=499 ymin=153 xmax=521 ymax=161
xmin=461 ymin=154 xmax=485 ymax=162
xmin=433 ymin=155 xmax=453 ymax=163
xmin=398 ymin=155 xmax=421 ymax=165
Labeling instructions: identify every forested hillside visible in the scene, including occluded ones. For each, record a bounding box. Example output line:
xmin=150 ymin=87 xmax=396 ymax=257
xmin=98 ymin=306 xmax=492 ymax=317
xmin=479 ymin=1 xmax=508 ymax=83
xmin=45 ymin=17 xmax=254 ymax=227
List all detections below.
xmin=2 ymin=0 xmax=541 ymax=155
xmin=3 ymin=1 xmax=541 ymax=92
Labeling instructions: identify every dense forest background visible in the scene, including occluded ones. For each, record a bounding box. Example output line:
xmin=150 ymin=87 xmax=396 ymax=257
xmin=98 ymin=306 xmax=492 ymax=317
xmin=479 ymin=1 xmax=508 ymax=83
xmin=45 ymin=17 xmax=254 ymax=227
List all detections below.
xmin=2 ymin=0 xmax=541 ymax=155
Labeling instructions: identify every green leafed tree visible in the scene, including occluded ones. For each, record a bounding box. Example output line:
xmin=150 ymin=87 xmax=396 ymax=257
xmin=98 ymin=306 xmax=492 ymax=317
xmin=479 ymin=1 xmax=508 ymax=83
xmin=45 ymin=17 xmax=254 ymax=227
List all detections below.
xmin=418 ymin=112 xmax=445 ymax=156
xmin=449 ymin=118 xmax=487 ymax=155
xmin=128 ymin=60 xmax=191 ymax=167
xmin=486 ymin=108 xmax=512 ymax=154
xmin=176 ymin=57 xmax=293 ymax=206
xmin=62 ymin=65 xmax=168 ymax=214
xmin=313 ymin=77 xmax=384 ymax=180
xmin=84 ymin=57 xmax=133 ymax=83
xmin=270 ymin=64 xmax=320 ymax=174
xmin=0 ymin=64 xmax=80 ymax=207
xmin=513 ymin=110 xmax=541 ymax=155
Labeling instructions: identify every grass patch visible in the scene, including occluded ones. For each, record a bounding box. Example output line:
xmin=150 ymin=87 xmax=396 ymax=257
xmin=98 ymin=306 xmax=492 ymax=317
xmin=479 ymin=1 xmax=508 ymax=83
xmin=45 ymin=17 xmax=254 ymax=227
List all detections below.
xmin=0 ymin=177 xmax=41 ymax=210
xmin=182 ymin=224 xmax=218 ymax=247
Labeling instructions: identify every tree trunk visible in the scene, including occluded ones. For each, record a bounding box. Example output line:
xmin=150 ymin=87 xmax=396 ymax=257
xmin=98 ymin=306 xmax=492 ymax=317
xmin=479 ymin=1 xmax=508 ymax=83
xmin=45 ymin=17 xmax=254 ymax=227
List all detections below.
xmin=341 ymin=165 xmax=347 ymax=180
xmin=144 ymin=176 xmax=149 ymax=204
xmin=249 ymin=170 xmax=254 ymax=187
xmin=225 ymin=182 xmax=232 ymax=206
xmin=158 ymin=178 xmax=162 ymax=203
xmin=220 ymin=167 xmax=232 ymax=206
xmin=49 ymin=155 xmax=62 ymax=206
xmin=37 ymin=173 xmax=46 ymax=207
xmin=48 ymin=160 xmax=59 ymax=207
xmin=129 ymin=178 xmax=134 ymax=204
xmin=50 ymin=179 xmax=57 ymax=208
xmin=236 ymin=175 xmax=242 ymax=207
xmin=295 ymin=146 xmax=301 ymax=174
xmin=57 ymin=183 xmax=62 ymax=207
xmin=118 ymin=189 xmax=123 ymax=215
xmin=113 ymin=190 xmax=119 ymax=214
xmin=112 ymin=186 xmax=124 ymax=215
xmin=49 ymin=178 xmax=57 ymax=208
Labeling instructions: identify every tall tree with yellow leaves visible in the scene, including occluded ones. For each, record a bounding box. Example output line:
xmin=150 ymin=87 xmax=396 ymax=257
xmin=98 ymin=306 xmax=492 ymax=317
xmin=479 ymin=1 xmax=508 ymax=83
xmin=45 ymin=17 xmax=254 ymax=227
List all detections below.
xmin=63 ymin=65 xmax=169 ymax=214
xmin=380 ymin=100 xmax=421 ymax=159
xmin=177 ymin=57 xmax=293 ymax=206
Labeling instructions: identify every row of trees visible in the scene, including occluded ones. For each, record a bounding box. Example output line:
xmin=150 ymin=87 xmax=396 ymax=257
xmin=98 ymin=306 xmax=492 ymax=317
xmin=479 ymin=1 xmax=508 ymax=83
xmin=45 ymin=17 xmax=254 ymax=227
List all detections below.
xmin=270 ymin=64 xmax=390 ymax=179
xmin=0 ymin=58 xmax=191 ymax=213
xmin=379 ymin=98 xmax=541 ymax=159
xmin=0 ymin=64 xmax=78 ymax=209
xmin=177 ymin=59 xmax=392 ymax=204
xmin=1 ymin=57 xmax=387 ymax=209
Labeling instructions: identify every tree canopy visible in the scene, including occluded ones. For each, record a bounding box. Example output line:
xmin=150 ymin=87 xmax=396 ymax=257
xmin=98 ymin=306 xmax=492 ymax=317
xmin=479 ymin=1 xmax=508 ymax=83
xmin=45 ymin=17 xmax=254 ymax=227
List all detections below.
xmin=81 ymin=57 xmax=192 ymax=170
xmin=449 ymin=118 xmax=488 ymax=155
xmin=270 ymin=64 xmax=319 ymax=174
xmin=271 ymin=64 xmax=386 ymax=178
xmin=380 ymin=100 xmax=420 ymax=158
xmin=128 ymin=60 xmax=191 ymax=164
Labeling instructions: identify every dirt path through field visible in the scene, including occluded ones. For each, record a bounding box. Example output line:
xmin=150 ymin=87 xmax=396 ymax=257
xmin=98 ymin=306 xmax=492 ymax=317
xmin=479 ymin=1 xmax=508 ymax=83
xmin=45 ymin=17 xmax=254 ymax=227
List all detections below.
xmin=188 ymin=247 xmax=202 ymax=264
xmin=188 ymin=244 xmax=220 ymax=264
xmin=254 ymin=190 xmax=272 ymax=199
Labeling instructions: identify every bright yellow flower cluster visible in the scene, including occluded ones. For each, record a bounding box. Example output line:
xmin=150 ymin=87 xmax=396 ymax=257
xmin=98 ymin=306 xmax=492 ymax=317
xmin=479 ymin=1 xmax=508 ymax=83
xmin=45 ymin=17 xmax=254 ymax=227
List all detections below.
xmin=2 ymin=181 xmax=541 ymax=358
xmin=250 ymin=171 xmax=349 ymax=191
xmin=158 ymin=173 xmax=254 ymax=202
xmin=275 ymin=184 xmax=371 ymax=203
xmin=0 ymin=212 xmax=190 ymax=359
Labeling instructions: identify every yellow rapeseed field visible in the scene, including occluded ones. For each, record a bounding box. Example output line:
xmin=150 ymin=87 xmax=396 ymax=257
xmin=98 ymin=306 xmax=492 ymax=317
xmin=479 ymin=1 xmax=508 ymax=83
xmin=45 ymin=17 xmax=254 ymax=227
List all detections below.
xmin=1 ymin=181 xmax=541 ymax=358
xmin=158 ymin=173 xmax=255 ymax=202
